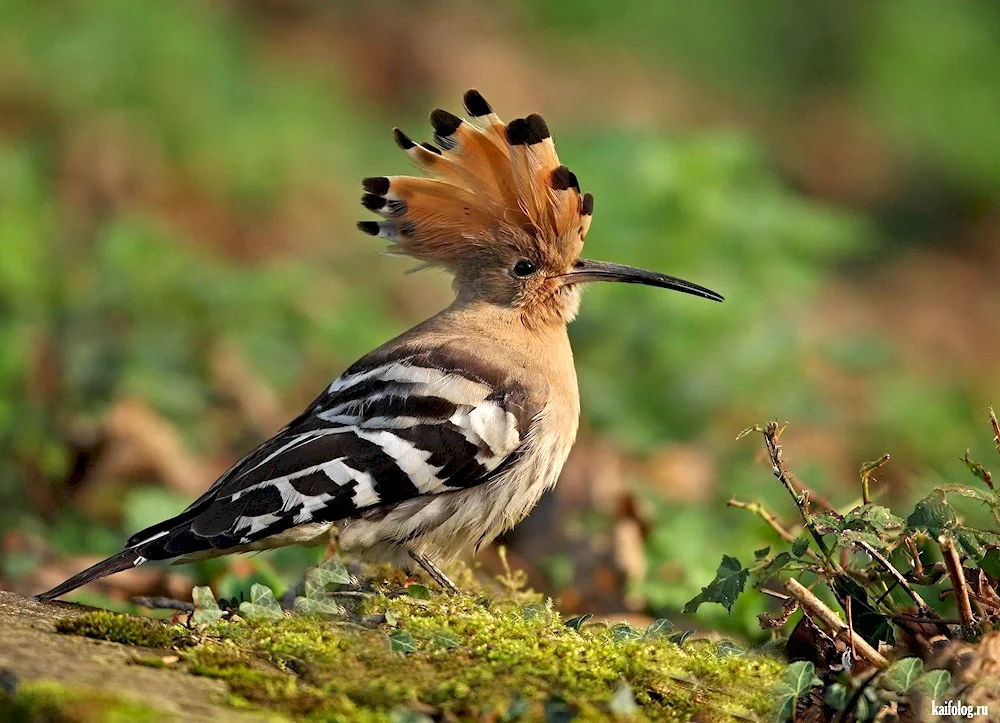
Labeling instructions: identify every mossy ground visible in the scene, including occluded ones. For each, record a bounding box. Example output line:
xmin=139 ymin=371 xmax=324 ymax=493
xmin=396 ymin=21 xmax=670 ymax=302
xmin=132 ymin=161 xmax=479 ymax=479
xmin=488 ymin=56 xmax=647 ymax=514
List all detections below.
xmin=49 ymin=565 xmax=783 ymax=721
xmin=1 ymin=681 xmax=163 ymax=723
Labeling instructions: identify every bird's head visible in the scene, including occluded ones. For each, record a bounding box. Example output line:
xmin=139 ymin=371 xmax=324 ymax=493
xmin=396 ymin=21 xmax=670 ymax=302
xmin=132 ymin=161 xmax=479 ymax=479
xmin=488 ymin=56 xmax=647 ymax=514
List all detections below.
xmin=359 ymin=90 xmax=722 ymax=328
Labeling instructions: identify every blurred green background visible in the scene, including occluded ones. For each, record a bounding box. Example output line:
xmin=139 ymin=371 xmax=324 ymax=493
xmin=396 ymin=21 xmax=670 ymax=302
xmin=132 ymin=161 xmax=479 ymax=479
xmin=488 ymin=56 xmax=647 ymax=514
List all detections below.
xmin=2 ymin=0 xmax=998 ymax=639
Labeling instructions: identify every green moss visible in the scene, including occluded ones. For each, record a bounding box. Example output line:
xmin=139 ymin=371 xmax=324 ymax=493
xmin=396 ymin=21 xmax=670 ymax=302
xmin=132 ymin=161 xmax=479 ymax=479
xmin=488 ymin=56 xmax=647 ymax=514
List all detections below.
xmin=52 ymin=569 xmax=783 ymax=721
xmin=55 ymin=611 xmax=185 ymax=649
xmin=1 ymin=681 xmax=163 ymax=723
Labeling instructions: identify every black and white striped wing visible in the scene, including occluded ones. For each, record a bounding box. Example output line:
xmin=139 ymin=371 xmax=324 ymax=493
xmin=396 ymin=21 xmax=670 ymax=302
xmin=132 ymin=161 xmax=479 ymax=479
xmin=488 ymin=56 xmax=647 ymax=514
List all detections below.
xmin=127 ymin=349 xmax=533 ymax=559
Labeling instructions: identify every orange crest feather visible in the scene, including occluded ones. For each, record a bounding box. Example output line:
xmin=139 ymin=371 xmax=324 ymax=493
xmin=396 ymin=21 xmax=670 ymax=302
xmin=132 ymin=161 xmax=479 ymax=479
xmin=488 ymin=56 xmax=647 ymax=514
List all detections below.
xmin=358 ymin=90 xmax=594 ymax=270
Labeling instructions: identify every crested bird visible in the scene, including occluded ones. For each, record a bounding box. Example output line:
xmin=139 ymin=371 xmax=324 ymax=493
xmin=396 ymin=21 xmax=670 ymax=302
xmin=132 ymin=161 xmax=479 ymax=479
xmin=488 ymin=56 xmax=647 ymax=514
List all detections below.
xmin=38 ymin=90 xmax=722 ymax=600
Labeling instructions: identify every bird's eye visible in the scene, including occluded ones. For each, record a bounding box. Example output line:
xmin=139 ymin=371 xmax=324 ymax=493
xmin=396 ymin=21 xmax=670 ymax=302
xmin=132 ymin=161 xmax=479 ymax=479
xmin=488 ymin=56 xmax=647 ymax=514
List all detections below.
xmin=511 ymin=259 xmax=537 ymax=278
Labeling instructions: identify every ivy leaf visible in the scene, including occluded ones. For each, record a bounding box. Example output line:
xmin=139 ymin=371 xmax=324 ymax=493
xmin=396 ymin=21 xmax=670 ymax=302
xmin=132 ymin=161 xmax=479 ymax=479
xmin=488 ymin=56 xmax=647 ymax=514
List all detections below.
xmin=716 ymin=640 xmax=744 ymax=658
xmin=752 ymin=552 xmax=792 ymax=588
xmin=612 ymin=623 xmax=641 ymax=643
xmin=608 ymin=680 xmax=638 ymax=717
xmin=773 ymin=684 xmax=796 ymax=722
xmin=791 ymin=536 xmax=811 ymax=557
xmin=406 ymin=584 xmax=432 ymax=600
xmin=782 ymin=661 xmax=818 ymax=696
xmin=881 ymin=657 xmax=924 ymax=693
xmin=914 ymin=669 xmax=951 ymax=698
xmin=522 ymin=602 xmax=546 ymax=621
xmin=683 ymin=555 xmax=749 ymax=613
xmin=645 ymin=618 xmax=674 ymax=638
xmin=667 ymin=629 xmax=694 ymax=646
xmin=293 ymin=594 xmax=344 ymax=617
xmin=238 ymin=583 xmax=284 ymax=621
xmin=305 ymin=557 xmax=352 ymax=597
xmin=191 ymin=586 xmax=225 ymax=625
xmin=388 ymin=629 xmax=417 ymax=654
xmin=824 ymin=683 xmax=849 ymax=711
xmin=429 ymin=628 xmax=460 ymax=649
xmin=564 ymin=613 xmax=593 ymax=632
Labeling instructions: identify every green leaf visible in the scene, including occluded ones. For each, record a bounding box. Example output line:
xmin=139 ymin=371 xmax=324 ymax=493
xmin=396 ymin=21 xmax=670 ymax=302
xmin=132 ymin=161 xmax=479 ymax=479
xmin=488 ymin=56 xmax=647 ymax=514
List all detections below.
xmin=406 ymin=583 xmax=432 ymax=600
xmin=824 ymin=683 xmax=849 ymax=711
xmin=429 ymin=628 xmax=460 ymax=649
xmin=716 ymin=640 xmax=744 ymax=658
xmin=914 ymin=669 xmax=951 ymax=698
xmin=612 ymin=623 xmax=641 ymax=643
xmin=962 ymin=451 xmax=994 ymax=488
xmin=608 ymin=680 xmax=638 ymax=717
xmin=667 ymin=629 xmax=695 ymax=646
xmin=238 ymin=583 xmax=284 ymax=621
xmin=980 ymin=548 xmax=1000 ymax=578
xmin=191 ymin=586 xmax=225 ymax=625
xmin=791 ymin=536 xmax=811 ymax=557
xmin=782 ymin=661 xmax=817 ymax=696
xmin=388 ymin=629 xmax=417 ymax=654
xmin=845 ymin=504 xmax=904 ymax=534
xmin=293 ymin=594 xmax=344 ymax=616
xmin=645 ymin=618 xmax=674 ymax=638
xmin=752 ymin=552 xmax=792 ymax=588
xmin=772 ymin=683 xmax=796 ymax=722
xmin=522 ymin=602 xmax=547 ymax=621
xmin=881 ymin=657 xmax=923 ymax=693
xmin=906 ymin=490 xmax=957 ymax=536
xmin=305 ymin=557 xmax=352 ymax=595
xmin=683 ymin=555 xmax=749 ymax=613
xmin=811 ymin=511 xmax=845 ymax=534
xmin=754 ymin=546 xmax=771 ymax=560
xmin=564 ymin=613 xmax=593 ymax=631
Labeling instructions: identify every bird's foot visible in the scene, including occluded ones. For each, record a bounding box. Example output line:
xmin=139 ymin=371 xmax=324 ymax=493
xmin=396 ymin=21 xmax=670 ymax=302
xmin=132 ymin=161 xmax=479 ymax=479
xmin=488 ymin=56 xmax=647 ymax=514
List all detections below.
xmin=409 ymin=551 xmax=461 ymax=595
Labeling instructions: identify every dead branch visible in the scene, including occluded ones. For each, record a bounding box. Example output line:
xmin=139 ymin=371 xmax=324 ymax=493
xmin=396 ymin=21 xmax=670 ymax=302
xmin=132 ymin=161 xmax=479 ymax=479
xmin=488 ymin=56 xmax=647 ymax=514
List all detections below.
xmin=938 ymin=535 xmax=976 ymax=634
xmin=785 ymin=578 xmax=888 ymax=668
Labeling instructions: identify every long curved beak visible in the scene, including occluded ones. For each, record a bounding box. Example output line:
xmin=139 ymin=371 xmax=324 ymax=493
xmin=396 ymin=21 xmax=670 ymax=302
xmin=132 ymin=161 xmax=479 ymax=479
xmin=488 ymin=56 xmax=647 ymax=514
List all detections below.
xmin=560 ymin=259 xmax=724 ymax=302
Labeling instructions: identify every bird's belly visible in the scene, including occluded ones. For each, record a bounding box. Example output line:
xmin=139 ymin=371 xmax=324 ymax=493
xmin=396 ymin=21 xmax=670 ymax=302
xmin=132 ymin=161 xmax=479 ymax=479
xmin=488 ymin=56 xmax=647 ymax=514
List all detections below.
xmin=338 ymin=409 xmax=577 ymax=565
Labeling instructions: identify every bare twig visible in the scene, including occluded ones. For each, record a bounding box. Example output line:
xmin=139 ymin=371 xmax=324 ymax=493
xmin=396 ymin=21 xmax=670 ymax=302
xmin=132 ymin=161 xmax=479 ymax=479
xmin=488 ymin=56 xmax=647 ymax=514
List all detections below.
xmin=905 ymin=538 xmax=924 ymax=579
xmin=727 ymin=498 xmax=796 ymax=543
xmin=938 ymin=535 xmax=976 ymax=635
xmin=785 ymin=578 xmax=888 ymax=668
xmin=856 ymin=540 xmax=934 ymax=616
xmin=845 ymin=596 xmax=856 ymax=663
xmin=760 ymin=587 xmax=791 ymax=601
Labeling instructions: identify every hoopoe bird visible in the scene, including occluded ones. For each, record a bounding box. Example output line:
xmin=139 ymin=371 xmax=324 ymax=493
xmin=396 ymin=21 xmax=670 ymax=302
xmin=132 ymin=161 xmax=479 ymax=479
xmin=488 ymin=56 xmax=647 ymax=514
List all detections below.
xmin=39 ymin=90 xmax=722 ymax=600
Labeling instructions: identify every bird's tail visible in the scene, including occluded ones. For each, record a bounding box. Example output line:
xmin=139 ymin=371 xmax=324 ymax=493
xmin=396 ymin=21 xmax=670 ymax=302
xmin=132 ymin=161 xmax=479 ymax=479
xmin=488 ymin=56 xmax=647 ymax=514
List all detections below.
xmin=36 ymin=548 xmax=145 ymax=601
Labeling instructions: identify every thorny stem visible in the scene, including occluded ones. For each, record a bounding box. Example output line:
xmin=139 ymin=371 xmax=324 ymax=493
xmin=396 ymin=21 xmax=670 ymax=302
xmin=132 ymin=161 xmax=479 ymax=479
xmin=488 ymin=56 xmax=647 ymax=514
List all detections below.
xmin=759 ymin=422 xmax=836 ymax=562
xmin=990 ymin=406 xmax=1000 ymax=460
xmin=856 ymin=540 xmax=934 ymax=616
xmin=785 ymin=578 xmax=888 ymax=668
xmin=938 ymin=535 xmax=976 ymax=636
xmin=905 ymin=538 xmax=924 ymax=579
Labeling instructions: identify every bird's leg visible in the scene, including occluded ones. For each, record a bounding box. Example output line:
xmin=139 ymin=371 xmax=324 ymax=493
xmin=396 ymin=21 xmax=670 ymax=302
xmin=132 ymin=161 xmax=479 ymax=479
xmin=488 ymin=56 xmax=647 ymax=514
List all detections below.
xmin=409 ymin=551 xmax=461 ymax=595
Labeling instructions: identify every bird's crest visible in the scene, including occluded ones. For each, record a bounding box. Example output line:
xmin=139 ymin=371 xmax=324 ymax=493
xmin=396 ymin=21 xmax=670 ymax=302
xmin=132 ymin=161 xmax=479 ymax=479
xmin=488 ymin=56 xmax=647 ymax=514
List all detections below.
xmin=358 ymin=90 xmax=594 ymax=270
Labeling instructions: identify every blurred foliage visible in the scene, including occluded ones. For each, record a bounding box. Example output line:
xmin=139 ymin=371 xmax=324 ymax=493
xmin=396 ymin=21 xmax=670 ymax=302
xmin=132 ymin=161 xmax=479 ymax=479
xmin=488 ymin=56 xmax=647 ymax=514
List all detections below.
xmin=1 ymin=0 xmax=998 ymax=644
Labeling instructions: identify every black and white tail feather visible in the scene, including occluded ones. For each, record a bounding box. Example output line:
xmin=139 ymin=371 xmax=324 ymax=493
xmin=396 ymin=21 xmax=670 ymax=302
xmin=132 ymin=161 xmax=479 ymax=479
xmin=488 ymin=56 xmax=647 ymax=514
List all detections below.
xmin=38 ymin=344 xmax=533 ymax=600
